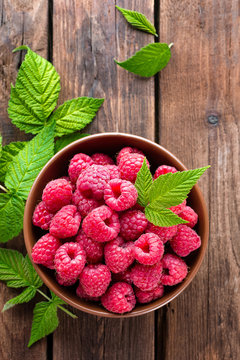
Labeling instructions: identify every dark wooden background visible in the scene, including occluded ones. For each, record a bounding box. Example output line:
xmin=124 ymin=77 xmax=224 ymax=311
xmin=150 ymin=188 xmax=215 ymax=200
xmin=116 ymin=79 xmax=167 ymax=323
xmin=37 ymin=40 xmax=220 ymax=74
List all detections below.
xmin=0 ymin=0 xmax=239 ymax=359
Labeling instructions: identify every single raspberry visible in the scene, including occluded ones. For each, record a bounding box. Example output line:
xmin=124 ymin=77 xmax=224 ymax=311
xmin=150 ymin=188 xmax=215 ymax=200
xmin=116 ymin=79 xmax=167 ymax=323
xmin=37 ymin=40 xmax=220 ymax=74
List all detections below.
xmin=91 ymin=153 xmax=114 ymax=165
xmin=68 ymin=153 xmax=93 ymax=183
xmin=169 ymin=199 xmax=187 ymax=215
xmin=72 ymin=189 xmax=101 ymax=217
xmin=135 ymin=284 xmax=164 ymax=304
xmin=116 ymin=147 xmax=144 ymax=165
xmin=104 ymin=179 xmax=138 ymax=211
xmin=134 ymin=233 xmax=164 ymax=265
xmin=161 ymin=253 xmax=188 ymax=285
xmin=79 ymin=264 xmax=111 ymax=297
xmin=119 ymin=153 xmax=149 ymax=183
xmin=77 ymin=164 xmax=110 ymax=200
xmin=50 ymin=205 xmax=81 ymax=239
xmin=76 ymin=283 xmax=100 ymax=302
xmin=153 ymin=165 xmax=177 ymax=179
xmin=131 ymin=262 xmax=163 ymax=291
xmin=106 ymin=165 xmax=120 ymax=180
xmin=170 ymin=225 xmax=201 ymax=257
xmin=146 ymin=223 xmax=178 ymax=244
xmin=32 ymin=201 xmax=54 ymax=230
xmin=120 ymin=210 xmax=148 ymax=241
xmin=54 ymin=242 xmax=86 ymax=281
xmin=56 ymin=273 xmax=77 ymax=286
xmin=178 ymin=206 xmax=198 ymax=228
xmin=112 ymin=269 xmax=132 ymax=284
xmin=82 ymin=205 xmax=120 ymax=242
xmin=42 ymin=178 xmax=72 ymax=212
xmin=32 ymin=234 xmax=61 ymax=269
xmin=76 ymin=229 xmax=104 ymax=264
xmin=101 ymin=282 xmax=136 ymax=314
xmin=104 ymin=237 xmax=134 ymax=273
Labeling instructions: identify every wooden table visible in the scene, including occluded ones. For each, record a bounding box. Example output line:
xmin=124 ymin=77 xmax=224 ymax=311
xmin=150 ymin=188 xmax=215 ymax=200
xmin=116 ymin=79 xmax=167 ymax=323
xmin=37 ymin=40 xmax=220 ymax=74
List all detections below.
xmin=0 ymin=1 xmax=239 ymax=359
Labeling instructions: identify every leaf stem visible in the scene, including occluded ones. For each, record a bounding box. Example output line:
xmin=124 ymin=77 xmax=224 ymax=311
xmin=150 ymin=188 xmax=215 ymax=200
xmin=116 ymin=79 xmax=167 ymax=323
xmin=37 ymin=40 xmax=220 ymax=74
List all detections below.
xmin=37 ymin=289 xmax=51 ymax=301
xmin=169 ymin=43 xmax=174 ymax=49
xmin=0 ymin=184 xmax=8 ymax=193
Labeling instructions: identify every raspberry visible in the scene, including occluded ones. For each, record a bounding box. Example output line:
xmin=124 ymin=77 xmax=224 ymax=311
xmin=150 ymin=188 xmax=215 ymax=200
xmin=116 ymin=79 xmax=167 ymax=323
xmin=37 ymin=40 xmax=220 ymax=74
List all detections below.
xmin=101 ymin=282 xmax=136 ymax=314
xmin=169 ymin=199 xmax=187 ymax=215
xmin=32 ymin=201 xmax=54 ymax=230
xmin=119 ymin=153 xmax=149 ymax=183
xmin=79 ymin=264 xmax=111 ymax=297
xmin=161 ymin=254 xmax=188 ymax=285
xmin=76 ymin=229 xmax=104 ymax=264
xmin=112 ymin=269 xmax=132 ymax=284
xmin=56 ymin=273 xmax=77 ymax=286
xmin=178 ymin=206 xmax=198 ymax=228
xmin=104 ymin=236 xmax=134 ymax=273
xmin=104 ymin=179 xmax=138 ymax=211
xmin=42 ymin=178 xmax=72 ymax=212
xmin=146 ymin=223 xmax=178 ymax=244
xmin=76 ymin=283 xmax=100 ymax=302
xmin=135 ymin=284 xmax=164 ymax=304
xmin=120 ymin=210 xmax=148 ymax=241
xmin=134 ymin=233 xmax=164 ymax=265
xmin=170 ymin=225 xmax=201 ymax=257
xmin=50 ymin=205 xmax=81 ymax=239
xmin=91 ymin=153 xmax=114 ymax=165
xmin=106 ymin=165 xmax=120 ymax=180
xmin=77 ymin=164 xmax=110 ymax=200
xmin=60 ymin=176 xmax=75 ymax=191
xmin=68 ymin=153 xmax=93 ymax=183
xmin=32 ymin=234 xmax=61 ymax=269
xmin=131 ymin=262 xmax=163 ymax=291
xmin=72 ymin=189 xmax=101 ymax=217
xmin=116 ymin=147 xmax=144 ymax=165
xmin=153 ymin=165 xmax=177 ymax=179
xmin=54 ymin=242 xmax=86 ymax=281
xmin=82 ymin=205 xmax=120 ymax=242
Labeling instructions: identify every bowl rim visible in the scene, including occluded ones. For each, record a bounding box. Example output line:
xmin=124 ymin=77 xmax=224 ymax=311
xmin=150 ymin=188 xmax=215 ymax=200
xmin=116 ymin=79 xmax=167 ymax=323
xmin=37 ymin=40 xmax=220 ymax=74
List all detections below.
xmin=24 ymin=132 xmax=209 ymax=318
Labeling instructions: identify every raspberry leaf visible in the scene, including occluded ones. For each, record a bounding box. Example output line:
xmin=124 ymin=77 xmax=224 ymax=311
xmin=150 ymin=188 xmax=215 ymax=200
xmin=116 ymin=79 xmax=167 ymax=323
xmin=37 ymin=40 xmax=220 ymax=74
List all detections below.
xmin=23 ymin=255 xmax=43 ymax=289
xmin=55 ymin=133 xmax=89 ymax=153
xmin=2 ymin=287 xmax=37 ymax=312
xmin=0 ymin=141 xmax=26 ymax=182
xmin=8 ymin=46 xmax=60 ymax=135
xmin=116 ymin=6 xmax=157 ymax=36
xmin=145 ymin=205 xmax=187 ymax=227
xmin=135 ymin=158 xmax=152 ymax=207
xmin=5 ymin=122 xmax=55 ymax=199
xmin=49 ymin=97 xmax=104 ymax=137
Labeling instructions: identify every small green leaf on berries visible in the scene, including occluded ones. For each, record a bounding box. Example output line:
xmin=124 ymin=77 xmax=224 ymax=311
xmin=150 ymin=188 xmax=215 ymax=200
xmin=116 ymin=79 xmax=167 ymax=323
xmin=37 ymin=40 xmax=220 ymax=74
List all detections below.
xmin=135 ymin=158 xmax=152 ymax=207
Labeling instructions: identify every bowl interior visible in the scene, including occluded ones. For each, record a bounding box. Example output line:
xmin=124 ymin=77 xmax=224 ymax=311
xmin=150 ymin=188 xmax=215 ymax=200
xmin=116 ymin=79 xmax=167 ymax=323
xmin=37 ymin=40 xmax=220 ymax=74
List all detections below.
xmin=24 ymin=133 xmax=209 ymax=318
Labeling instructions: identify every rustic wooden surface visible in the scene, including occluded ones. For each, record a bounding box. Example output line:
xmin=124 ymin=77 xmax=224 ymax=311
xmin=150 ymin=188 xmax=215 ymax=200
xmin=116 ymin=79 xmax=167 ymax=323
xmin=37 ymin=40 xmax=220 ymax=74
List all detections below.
xmin=0 ymin=0 xmax=239 ymax=359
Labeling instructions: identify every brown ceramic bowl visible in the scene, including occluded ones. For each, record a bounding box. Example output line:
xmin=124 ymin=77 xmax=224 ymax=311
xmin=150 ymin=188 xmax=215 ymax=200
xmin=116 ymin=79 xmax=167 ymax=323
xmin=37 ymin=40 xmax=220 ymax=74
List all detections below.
xmin=24 ymin=133 xmax=209 ymax=318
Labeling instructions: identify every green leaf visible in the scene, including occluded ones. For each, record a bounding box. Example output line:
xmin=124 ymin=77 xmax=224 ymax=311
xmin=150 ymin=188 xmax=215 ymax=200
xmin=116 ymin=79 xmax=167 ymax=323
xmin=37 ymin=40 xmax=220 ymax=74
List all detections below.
xmin=8 ymin=46 xmax=60 ymax=135
xmin=116 ymin=6 xmax=157 ymax=36
xmin=23 ymin=255 xmax=43 ymax=289
xmin=2 ymin=286 xmax=36 ymax=312
xmin=55 ymin=133 xmax=89 ymax=153
xmin=5 ymin=122 xmax=55 ymax=199
xmin=28 ymin=301 xmax=59 ymax=347
xmin=50 ymin=97 xmax=104 ymax=137
xmin=145 ymin=204 xmax=187 ymax=227
xmin=0 ymin=193 xmax=24 ymax=243
xmin=115 ymin=43 xmax=171 ymax=77
xmin=134 ymin=158 xmax=152 ymax=207
xmin=0 ymin=141 xmax=26 ymax=182
xmin=149 ymin=166 xmax=210 ymax=207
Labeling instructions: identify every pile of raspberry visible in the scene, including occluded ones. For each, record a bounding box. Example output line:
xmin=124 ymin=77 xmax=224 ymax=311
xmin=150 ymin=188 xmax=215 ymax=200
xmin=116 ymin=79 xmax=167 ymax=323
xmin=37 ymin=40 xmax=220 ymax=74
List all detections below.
xmin=32 ymin=147 xmax=201 ymax=314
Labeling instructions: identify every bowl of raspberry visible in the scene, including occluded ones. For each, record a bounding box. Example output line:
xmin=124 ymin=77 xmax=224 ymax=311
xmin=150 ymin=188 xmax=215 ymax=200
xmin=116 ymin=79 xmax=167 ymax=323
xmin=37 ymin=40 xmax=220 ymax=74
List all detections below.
xmin=24 ymin=133 xmax=209 ymax=317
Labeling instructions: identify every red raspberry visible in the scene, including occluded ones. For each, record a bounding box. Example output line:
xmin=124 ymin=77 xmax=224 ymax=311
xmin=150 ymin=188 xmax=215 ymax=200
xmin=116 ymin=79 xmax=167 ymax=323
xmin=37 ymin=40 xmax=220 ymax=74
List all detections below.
xmin=60 ymin=176 xmax=75 ymax=191
xmin=134 ymin=233 xmax=164 ymax=265
xmin=104 ymin=179 xmax=138 ymax=211
xmin=50 ymin=205 xmax=81 ymax=239
xmin=104 ymin=237 xmax=134 ymax=273
xmin=169 ymin=199 xmax=187 ymax=215
xmin=68 ymin=153 xmax=93 ymax=183
xmin=79 ymin=264 xmax=111 ymax=297
xmin=116 ymin=147 xmax=144 ymax=165
xmin=106 ymin=165 xmax=120 ymax=180
xmin=54 ymin=242 xmax=86 ymax=281
xmin=178 ymin=206 xmax=198 ymax=228
xmin=77 ymin=164 xmax=110 ymax=200
xmin=32 ymin=234 xmax=61 ymax=269
xmin=153 ymin=165 xmax=177 ymax=179
xmin=161 ymin=253 xmax=188 ymax=285
xmin=72 ymin=189 xmax=101 ymax=217
xmin=56 ymin=273 xmax=77 ymax=286
xmin=42 ymin=178 xmax=72 ymax=212
xmin=170 ymin=225 xmax=201 ymax=257
xmin=131 ymin=262 xmax=163 ymax=291
xmin=112 ymin=269 xmax=132 ymax=284
xmin=146 ymin=222 xmax=178 ymax=244
xmin=120 ymin=210 xmax=148 ymax=241
xmin=76 ymin=283 xmax=100 ymax=302
xmin=91 ymin=153 xmax=114 ymax=165
xmin=32 ymin=201 xmax=54 ymax=230
xmin=82 ymin=205 xmax=120 ymax=242
xmin=76 ymin=229 xmax=104 ymax=264
xmin=135 ymin=284 xmax=164 ymax=304
xmin=119 ymin=154 xmax=149 ymax=183
xmin=101 ymin=282 xmax=136 ymax=314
